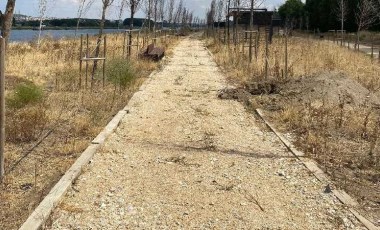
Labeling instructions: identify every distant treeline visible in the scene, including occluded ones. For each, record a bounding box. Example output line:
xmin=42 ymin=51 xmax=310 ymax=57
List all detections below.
xmin=13 ymin=18 xmax=158 ymax=29
xmin=279 ymin=0 xmax=380 ymax=32
xmin=306 ymin=0 xmax=380 ymax=32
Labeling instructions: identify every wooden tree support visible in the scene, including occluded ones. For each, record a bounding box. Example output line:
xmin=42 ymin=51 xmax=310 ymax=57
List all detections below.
xmin=79 ymin=34 xmax=107 ymax=89
xmin=0 ymin=38 xmax=5 ymax=181
xmin=242 ymin=30 xmax=258 ymax=62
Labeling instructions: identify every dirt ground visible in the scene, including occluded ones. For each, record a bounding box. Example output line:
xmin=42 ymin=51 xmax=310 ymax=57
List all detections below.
xmin=44 ymin=35 xmax=367 ymax=229
xmin=220 ymin=71 xmax=380 ymax=226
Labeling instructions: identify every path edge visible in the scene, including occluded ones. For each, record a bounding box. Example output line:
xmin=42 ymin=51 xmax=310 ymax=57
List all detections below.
xmin=255 ymin=108 xmax=379 ymax=230
xmin=18 ymin=68 xmax=162 ymax=230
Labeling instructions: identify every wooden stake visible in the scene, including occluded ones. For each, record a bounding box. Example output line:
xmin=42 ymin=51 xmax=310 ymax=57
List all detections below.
xmin=265 ymin=28 xmax=269 ymax=79
xmin=79 ymin=34 xmax=83 ymax=89
xmin=123 ymin=31 xmax=127 ymax=58
xmin=285 ymin=31 xmax=288 ymax=79
xmin=0 ymin=37 xmax=5 ymax=180
xmin=371 ymin=35 xmax=374 ymax=59
xmin=103 ymin=36 xmax=107 ymax=88
xmin=85 ymin=34 xmax=89 ymax=89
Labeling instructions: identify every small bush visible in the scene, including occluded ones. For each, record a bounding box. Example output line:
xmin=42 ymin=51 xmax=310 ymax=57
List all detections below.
xmin=7 ymin=83 xmax=44 ymax=109
xmin=106 ymin=59 xmax=136 ymax=89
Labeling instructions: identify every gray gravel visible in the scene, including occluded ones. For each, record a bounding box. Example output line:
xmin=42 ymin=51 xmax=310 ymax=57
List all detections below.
xmin=48 ymin=35 xmax=365 ymax=229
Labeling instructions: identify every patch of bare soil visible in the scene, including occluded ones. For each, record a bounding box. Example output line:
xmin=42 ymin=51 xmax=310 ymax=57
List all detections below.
xmin=272 ymin=72 xmax=379 ymax=107
xmin=219 ymin=71 xmax=380 ymax=226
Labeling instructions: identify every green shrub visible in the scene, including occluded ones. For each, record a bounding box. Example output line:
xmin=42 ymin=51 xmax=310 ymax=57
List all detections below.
xmin=7 ymin=82 xmax=44 ymax=109
xmin=106 ymin=59 xmax=136 ymax=89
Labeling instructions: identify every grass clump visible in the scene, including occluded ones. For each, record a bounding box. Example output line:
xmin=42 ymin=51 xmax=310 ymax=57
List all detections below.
xmin=107 ymin=58 xmax=136 ymax=90
xmin=7 ymin=82 xmax=44 ymax=109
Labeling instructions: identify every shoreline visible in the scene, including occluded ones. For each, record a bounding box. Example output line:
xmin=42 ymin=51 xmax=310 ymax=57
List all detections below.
xmin=12 ymin=27 xmax=124 ymax=31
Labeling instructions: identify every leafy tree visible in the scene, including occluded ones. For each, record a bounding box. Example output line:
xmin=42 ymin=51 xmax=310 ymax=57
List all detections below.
xmin=278 ymin=0 xmax=305 ymax=30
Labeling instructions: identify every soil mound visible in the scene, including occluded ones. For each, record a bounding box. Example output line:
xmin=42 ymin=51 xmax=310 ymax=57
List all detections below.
xmin=276 ymin=72 xmax=379 ymax=107
xmin=219 ymin=72 xmax=380 ymax=108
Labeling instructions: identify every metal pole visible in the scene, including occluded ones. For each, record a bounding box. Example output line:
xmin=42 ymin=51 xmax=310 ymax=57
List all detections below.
xmin=0 ymin=37 xmax=5 ymax=180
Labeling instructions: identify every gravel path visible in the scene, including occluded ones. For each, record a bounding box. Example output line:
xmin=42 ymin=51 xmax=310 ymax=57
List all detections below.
xmin=48 ymin=35 xmax=365 ymax=229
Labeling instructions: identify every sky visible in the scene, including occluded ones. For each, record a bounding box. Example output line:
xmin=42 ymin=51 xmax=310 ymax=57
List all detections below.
xmin=1 ymin=0 xmax=285 ymax=20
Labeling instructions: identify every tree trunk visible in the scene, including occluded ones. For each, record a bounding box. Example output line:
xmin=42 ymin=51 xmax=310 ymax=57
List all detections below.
xmin=1 ymin=0 xmax=16 ymax=46
xmin=128 ymin=7 xmax=134 ymax=56
xmin=91 ymin=4 xmax=107 ymax=84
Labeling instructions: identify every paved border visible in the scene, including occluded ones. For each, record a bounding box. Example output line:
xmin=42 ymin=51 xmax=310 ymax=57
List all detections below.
xmin=18 ymin=67 xmax=162 ymax=230
xmin=255 ymin=108 xmax=379 ymax=230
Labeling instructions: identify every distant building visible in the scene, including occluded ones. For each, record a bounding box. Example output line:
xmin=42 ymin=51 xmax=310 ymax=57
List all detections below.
xmin=227 ymin=9 xmax=282 ymax=28
xmin=226 ymin=9 xmax=283 ymax=42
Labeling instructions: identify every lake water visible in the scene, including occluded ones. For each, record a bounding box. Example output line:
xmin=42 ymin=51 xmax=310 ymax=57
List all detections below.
xmin=9 ymin=29 xmax=121 ymax=42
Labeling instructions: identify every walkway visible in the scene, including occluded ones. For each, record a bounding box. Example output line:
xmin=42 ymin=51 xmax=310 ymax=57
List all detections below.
xmin=48 ymin=35 xmax=364 ymax=229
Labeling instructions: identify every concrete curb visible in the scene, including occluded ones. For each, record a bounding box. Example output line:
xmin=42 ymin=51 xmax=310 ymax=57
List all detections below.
xmin=255 ymin=108 xmax=379 ymax=230
xmin=19 ymin=62 xmax=163 ymax=230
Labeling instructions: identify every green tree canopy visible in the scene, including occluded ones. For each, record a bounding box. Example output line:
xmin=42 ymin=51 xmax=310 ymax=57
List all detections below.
xmin=278 ymin=0 xmax=305 ymax=29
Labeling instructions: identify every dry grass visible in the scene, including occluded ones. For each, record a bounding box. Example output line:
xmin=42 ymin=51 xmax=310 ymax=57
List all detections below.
xmin=207 ymin=33 xmax=380 ymax=90
xmin=206 ymin=29 xmax=380 ymax=224
xmin=0 ymin=32 xmax=180 ymax=229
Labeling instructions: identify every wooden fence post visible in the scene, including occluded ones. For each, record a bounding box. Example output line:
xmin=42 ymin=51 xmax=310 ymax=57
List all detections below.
xmin=123 ymin=31 xmax=127 ymax=58
xmin=0 ymin=37 xmax=5 ymax=180
xmin=85 ymin=34 xmax=89 ymax=89
xmin=103 ymin=36 xmax=107 ymax=88
xmin=371 ymin=35 xmax=374 ymax=59
xmin=285 ymin=31 xmax=288 ymax=79
xmin=265 ymin=28 xmax=269 ymax=79
xmin=79 ymin=34 xmax=83 ymax=89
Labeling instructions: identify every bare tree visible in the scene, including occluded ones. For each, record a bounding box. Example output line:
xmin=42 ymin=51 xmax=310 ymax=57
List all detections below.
xmin=92 ymin=0 xmax=115 ymax=80
xmin=158 ymin=0 xmax=166 ymax=29
xmin=0 ymin=0 xmax=16 ymax=45
xmin=207 ymin=0 xmax=216 ymax=28
xmin=126 ymin=0 xmax=142 ymax=54
xmin=173 ymin=0 xmax=183 ymax=28
xmin=181 ymin=7 xmax=187 ymax=27
xmin=117 ymin=0 xmax=128 ymax=30
xmin=167 ymin=0 xmax=175 ymax=26
xmin=355 ymin=0 xmax=377 ymax=49
xmin=153 ymin=0 xmax=158 ymax=35
xmin=142 ymin=0 xmax=153 ymax=31
xmin=76 ymin=0 xmax=95 ymax=36
xmin=99 ymin=0 xmax=115 ymax=43
xmin=336 ymin=0 xmax=348 ymax=45
xmin=187 ymin=11 xmax=193 ymax=27
xmin=216 ymin=0 xmax=224 ymax=29
xmin=37 ymin=0 xmax=48 ymax=46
